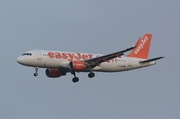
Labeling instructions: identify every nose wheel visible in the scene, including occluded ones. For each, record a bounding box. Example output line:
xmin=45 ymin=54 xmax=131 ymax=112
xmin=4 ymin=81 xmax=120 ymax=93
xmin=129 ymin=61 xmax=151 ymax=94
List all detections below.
xmin=34 ymin=73 xmax=38 ymax=76
xmin=34 ymin=66 xmax=39 ymax=77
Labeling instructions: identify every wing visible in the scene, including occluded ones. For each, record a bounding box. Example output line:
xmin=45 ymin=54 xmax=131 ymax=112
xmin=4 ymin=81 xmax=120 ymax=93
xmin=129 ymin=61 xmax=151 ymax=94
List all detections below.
xmin=85 ymin=46 xmax=135 ymax=68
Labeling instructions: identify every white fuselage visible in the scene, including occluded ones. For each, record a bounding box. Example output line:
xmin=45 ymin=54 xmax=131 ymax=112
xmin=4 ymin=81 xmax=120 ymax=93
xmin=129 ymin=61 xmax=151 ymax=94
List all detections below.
xmin=17 ymin=50 xmax=156 ymax=72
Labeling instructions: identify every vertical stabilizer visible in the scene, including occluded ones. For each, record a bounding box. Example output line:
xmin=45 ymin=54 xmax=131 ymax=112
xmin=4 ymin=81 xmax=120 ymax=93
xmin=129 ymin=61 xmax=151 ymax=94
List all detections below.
xmin=128 ymin=34 xmax=152 ymax=59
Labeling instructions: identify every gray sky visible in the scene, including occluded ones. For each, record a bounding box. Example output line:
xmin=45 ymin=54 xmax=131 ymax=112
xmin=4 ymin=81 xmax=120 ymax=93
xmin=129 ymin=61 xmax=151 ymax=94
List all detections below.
xmin=0 ymin=0 xmax=180 ymax=119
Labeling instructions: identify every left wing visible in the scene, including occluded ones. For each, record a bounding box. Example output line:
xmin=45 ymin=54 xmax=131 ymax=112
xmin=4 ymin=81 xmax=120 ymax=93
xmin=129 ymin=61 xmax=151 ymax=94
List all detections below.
xmin=84 ymin=46 xmax=135 ymax=68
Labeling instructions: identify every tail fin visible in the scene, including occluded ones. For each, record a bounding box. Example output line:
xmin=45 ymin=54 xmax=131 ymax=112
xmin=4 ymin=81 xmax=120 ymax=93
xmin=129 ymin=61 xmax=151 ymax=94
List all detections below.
xmin=128 ymin=34 xmax=152 ymax=59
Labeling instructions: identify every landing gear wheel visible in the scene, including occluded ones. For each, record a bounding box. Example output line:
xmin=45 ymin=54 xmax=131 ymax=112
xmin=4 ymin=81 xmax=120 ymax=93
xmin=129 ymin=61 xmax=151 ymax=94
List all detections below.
xmin=34 ymin=73 xmax=38 ymax=76
xmin=72 ymin=77 xmax=79 ymax=83
xmin=88 ymin=72 xmax=95 ymax=78
xmin=34 ymin=66 xmax=39 ymax=77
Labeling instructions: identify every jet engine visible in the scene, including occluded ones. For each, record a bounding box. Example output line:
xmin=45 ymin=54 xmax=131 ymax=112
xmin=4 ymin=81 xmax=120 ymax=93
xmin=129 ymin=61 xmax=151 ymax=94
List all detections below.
xmin=69 ymin=61 xmax=86 ymax=71
xmin=45 ymin=68 xmax=66 ymax=78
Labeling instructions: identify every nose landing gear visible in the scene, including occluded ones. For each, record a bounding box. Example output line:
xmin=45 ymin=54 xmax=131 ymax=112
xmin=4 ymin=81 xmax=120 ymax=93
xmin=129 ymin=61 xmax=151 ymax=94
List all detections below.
xmin=34 ymin=66 xmax=38 ymax=76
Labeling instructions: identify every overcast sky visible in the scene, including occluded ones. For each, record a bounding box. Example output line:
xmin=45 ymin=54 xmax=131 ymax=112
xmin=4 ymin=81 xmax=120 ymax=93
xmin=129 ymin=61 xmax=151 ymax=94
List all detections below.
xmin=0 ymin=0 xmax=180 ymax=119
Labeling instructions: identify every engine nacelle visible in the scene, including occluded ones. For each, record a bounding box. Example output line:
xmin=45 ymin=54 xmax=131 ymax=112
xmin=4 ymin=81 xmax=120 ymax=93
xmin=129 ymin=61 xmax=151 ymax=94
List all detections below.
xmin=45 ymin=68 xmax=66 ymax=78
xmin=69 ymin=61 xmax=86 ymax=71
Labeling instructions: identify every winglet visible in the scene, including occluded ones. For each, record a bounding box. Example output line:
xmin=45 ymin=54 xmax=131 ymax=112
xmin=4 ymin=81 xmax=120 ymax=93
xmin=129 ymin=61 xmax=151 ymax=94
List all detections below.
xmin=128 ymin=34 xmax=152 ymax=59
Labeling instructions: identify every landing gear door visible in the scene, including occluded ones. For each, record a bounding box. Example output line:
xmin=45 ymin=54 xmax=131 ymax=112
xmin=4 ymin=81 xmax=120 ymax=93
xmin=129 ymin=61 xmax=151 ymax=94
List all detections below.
xmin=36 ymin=50 xmax=42 ymax=60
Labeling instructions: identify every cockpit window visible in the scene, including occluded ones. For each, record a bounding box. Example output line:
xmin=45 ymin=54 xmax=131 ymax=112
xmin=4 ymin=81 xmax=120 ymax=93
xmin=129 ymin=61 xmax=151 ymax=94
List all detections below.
xmin=22 ymin=53 xmax=32 ymax=56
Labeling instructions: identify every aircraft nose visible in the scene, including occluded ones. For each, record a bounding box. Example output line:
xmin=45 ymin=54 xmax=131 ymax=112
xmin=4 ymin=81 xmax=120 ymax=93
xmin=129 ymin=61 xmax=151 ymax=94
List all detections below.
xmin=17 ymin=56 xmax=24 ymax=64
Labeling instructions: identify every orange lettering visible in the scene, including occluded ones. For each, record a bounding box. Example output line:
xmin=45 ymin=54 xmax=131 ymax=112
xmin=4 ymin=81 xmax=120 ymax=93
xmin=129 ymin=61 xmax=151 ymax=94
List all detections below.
xmin=62 ymin=53 xmax=68 ymax=59
xmin=82 ymin=54 xmax=88 ymax=60
xmin=55 ymin=52 xmax=62 ymax=59
xmin=88 ymin=54 xmax=93 ymax=59
xmin=105 ymin=60 xmax=110 ymax=62
xmin=48 ymin=52 xmax=94 ymax=61
xmin=115 ymin=58 xmax=118 ymax=63
xmin=48 ymin=52 xmax=54 ymax=58
xmin=68 ymin=53 xmax=74 ymax=61
xmin=74 ymin=53 xmax=81 ymax=60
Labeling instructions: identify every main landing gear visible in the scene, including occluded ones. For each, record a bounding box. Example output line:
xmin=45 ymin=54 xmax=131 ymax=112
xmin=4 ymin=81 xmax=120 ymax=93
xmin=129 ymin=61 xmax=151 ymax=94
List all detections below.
xmin=71 ymin=71 xmax=79 ymax=83
xmin=34 ymin=66 xmax=38 ymax=77
xmin=71 ymin=71 xmax=95 ymax=83
xmin=88 ymin=72 xmax=95 ymax=78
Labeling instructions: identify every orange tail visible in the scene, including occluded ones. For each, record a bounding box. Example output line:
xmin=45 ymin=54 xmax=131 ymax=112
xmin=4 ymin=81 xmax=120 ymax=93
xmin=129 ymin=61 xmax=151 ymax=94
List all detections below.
xmin=128 ymin=34 xmax=152 ymax=59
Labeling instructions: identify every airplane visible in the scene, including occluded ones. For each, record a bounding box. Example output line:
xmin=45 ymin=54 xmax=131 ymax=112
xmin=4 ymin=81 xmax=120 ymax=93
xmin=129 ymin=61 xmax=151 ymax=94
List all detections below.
xmin=17 ymin=34 xmax=164 ymax=83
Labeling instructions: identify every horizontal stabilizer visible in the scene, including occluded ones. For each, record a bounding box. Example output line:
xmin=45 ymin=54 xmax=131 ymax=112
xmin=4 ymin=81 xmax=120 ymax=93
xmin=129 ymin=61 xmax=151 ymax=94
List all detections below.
xmin=139 ymin=57 xmax=164 ymax=64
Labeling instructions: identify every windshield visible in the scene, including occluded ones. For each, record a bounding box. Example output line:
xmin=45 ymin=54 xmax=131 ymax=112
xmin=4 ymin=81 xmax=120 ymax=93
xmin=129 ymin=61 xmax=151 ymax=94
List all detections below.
xmin=22 ymin=53 xmax=32 ymax=56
